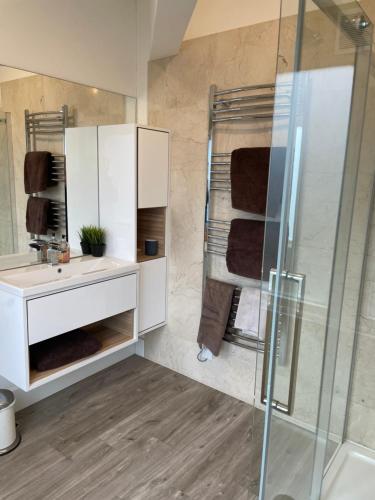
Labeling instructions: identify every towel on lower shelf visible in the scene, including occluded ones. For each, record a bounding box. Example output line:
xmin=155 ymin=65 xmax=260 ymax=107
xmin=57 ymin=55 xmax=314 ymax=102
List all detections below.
xmin=29 ymin=329 xmax=102 ymax=372
xmin=24 ymin=151 xmax=54 ymax=194
xmin=197 ymin=278 xmax=235 ymax=356
xmin=234 ymin=287 xmax=268 ymax=340
xmin=226 ymin=218 xmax=264 ymax=279
xmin=26 ymin=196 xmax=50 ymax=235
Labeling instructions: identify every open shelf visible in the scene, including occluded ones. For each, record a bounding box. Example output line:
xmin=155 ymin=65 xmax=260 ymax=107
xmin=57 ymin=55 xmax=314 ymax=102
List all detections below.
xmin=137 ymin=250 xmax=165 ymax=263
xmin=137 ymin=207 xmax=166 ymax=263
xmin=29 ymin=310 xmax=135 ymax=387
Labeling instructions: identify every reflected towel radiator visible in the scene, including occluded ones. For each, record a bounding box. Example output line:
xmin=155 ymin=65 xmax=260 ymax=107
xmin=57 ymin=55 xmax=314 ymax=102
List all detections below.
xmin=25 ymin=105 xmax=70 ymax=236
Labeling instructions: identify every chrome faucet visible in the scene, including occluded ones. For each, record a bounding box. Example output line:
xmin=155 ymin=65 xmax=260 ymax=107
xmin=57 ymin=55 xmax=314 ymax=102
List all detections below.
xmin=29 ymin=240 xmax=49 ymax=263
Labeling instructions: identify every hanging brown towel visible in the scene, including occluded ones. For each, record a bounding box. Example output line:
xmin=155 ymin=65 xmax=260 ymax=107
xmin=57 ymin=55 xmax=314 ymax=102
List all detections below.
xmin=26 ymin=196 xmax=50 ymax=235
xmin=24 ymin=151 xmax=53 ymax=194
xmin=226 ymin=218 xmax=264 ymax=280
xmin=29 ymin=330 xmax=102 ymax=371
xmin=197 ymin=278 xmax=235 ymax=356
xmin=230 ymin=147 xmax=270 ymax=214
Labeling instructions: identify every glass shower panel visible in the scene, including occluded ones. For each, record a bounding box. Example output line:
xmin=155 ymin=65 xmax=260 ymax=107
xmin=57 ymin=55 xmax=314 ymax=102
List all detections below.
xmin=258 ymin=1 xmax=372 ymax=499
xmin=0 ymin=112 xmax=17 ymax=256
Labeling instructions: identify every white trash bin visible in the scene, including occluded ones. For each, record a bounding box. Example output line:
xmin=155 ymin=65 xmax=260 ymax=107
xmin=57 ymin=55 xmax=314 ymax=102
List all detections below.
xmin=0 ymin=389 xmax=21 ymax=455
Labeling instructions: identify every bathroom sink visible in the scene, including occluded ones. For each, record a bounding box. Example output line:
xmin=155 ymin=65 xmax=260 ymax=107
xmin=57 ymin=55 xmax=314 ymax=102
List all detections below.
xmin=0 ymin=256 xmax=139 ymax=297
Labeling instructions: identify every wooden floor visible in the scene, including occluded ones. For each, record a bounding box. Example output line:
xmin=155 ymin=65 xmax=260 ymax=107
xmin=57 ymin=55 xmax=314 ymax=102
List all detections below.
xmin=0 ymin=356 xmax=262 ymax=500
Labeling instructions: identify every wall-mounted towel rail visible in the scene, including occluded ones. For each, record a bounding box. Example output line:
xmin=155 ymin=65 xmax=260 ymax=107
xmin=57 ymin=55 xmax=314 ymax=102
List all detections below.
xmin=202 ymin=82 xmax=286 ymax=352
xmin=50 ymin=153 xmax=66 ymax=183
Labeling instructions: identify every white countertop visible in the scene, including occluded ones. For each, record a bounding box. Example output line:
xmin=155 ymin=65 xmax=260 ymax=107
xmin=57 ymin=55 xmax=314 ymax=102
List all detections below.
xmin=0 ymin=255 xmax=139 ymax=298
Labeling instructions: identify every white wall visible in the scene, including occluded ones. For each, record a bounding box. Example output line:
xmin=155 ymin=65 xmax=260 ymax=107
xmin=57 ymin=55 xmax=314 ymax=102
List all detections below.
xmin=0 ymin=0 xmax=137 ymax=96
xmin=183 ymin=0 xmax=317 ymax=41
xmin=0 ymin=66 xmax=34 ymax=83
xmin=136 ymin=0 xmax=196 ymax=123
xmin=184 ymin=0 xmax=281 ymax=40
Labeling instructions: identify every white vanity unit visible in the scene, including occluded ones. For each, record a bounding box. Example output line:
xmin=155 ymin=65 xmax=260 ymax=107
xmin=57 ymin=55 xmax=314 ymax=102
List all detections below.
xmin=66 ymin=124 xmax=169 ymax=336
xmin=0 ymin=257 xmax=139 ymax=391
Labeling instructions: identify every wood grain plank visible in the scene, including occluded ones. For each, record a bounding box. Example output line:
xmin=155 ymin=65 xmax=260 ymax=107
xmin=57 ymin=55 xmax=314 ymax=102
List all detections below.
xmin=0 ymin=356 xmax=320 ymax=500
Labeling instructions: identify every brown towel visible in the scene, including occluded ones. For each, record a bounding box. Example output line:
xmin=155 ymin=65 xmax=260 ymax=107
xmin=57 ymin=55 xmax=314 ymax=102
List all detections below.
xmin=197 ymin=278 xmax=235 ymax=356
xmin=226 ymin=218 xmax=265 ymax=280
xmin=29 ymin=330 xmax=102 ymax=372
xmin=24 ymin=151 xmax=53 ymax=194
xmin=26 ymin=196 xmax=50 ymax=235
xmin=231 ymin=147 xmax=270 ymax=214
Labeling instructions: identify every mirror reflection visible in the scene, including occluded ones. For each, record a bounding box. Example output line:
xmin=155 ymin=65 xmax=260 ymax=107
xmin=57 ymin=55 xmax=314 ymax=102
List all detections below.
xmin=0 ymin=65 xmax=136 ymax=270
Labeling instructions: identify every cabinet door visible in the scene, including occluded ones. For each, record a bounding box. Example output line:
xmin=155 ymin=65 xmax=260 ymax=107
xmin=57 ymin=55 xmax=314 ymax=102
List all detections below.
xmin=138 ymin=128 xmax=169 ymax=208
xmin=98 ymin=124 xmax=137 ymax=261
xmin=139 ymin=258 xmax=167 ymax=332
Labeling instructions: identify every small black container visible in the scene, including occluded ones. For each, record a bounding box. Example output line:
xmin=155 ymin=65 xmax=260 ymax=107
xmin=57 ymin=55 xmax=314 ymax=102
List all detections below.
xmin=80 ymin=241 xmax=91 ymax=255
xmin=91 ymin=243 xmax=106 ymax=257
xmin=145 ymin=239 xmax=158 ymax=256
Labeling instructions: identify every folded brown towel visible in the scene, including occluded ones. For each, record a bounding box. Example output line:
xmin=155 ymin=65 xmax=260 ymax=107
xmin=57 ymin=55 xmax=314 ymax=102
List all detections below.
xmin=226 ymin=218 xmax=265 ymax=280
xmin=26 ymin=196 xmax=50 ymax=235
xmin=231 ymin=147 xmax=270 ymax=214
xmin=24 ymin=151 xmax=53 ymax=194
xmin=197 ymin=278 xmax=235 ymax=356
xmin=29 ymin=330 xmax=102 ymax=372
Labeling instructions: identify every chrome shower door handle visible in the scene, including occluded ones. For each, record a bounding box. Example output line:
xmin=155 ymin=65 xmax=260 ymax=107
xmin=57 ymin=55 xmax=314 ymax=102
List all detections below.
xmin=261 ymin=269 xmax=305 ymax=415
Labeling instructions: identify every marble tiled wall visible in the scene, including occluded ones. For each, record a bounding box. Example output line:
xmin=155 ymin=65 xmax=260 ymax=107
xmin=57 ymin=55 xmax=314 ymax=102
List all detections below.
xmin=146 ymin=21 xmax=280 ymax=404
xmin=146 ymin=13 xmax=375 ymax=451
xmin=0 ymin=75 xmax=127 ymax=254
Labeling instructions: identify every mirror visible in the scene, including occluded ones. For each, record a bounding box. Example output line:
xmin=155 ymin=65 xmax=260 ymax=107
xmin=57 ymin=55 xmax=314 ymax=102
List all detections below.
xmin=0 ymin=65 xmax=136 ymax=271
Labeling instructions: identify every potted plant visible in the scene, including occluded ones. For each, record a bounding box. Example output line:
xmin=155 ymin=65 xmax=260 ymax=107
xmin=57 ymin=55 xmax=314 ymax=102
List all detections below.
xmin=78 ymin=226 xmax=91 ymax=255
xmin=87 ymin=226 xmax=106 ymax=257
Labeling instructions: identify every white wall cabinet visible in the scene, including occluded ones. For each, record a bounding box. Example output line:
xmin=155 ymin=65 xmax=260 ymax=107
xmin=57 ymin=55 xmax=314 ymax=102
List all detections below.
xmin=66 ymin=124 xmax=169 ymax=337
xmin=138 ymin=128 xmax=169 ymax=209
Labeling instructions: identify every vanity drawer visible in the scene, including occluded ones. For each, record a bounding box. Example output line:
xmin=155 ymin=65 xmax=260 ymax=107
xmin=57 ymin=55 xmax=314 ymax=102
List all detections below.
xmin=27 ymin=274 xmax=137 ymax=345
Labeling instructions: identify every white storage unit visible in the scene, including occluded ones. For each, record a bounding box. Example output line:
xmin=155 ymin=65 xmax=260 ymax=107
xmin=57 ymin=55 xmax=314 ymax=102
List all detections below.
xmin=66 ymin=124 xmax=169 ymax=336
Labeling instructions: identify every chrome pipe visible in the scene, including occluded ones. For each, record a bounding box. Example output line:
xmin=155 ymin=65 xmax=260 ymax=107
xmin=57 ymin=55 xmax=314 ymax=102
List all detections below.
xmin=213 ymin=103 xmax=290 ymax=114
xmin=214 ymin=83 xmax=275 ymax=96
xmin=214 ymin=93 xmax=275 ymax=105
xmin=213 ymin=112 xmax=289 ymax=123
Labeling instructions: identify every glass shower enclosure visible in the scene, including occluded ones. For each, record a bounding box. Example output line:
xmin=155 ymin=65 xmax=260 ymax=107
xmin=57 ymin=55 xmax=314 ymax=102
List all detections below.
xmin=258 ymin=0 xmax=374 ymax=498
